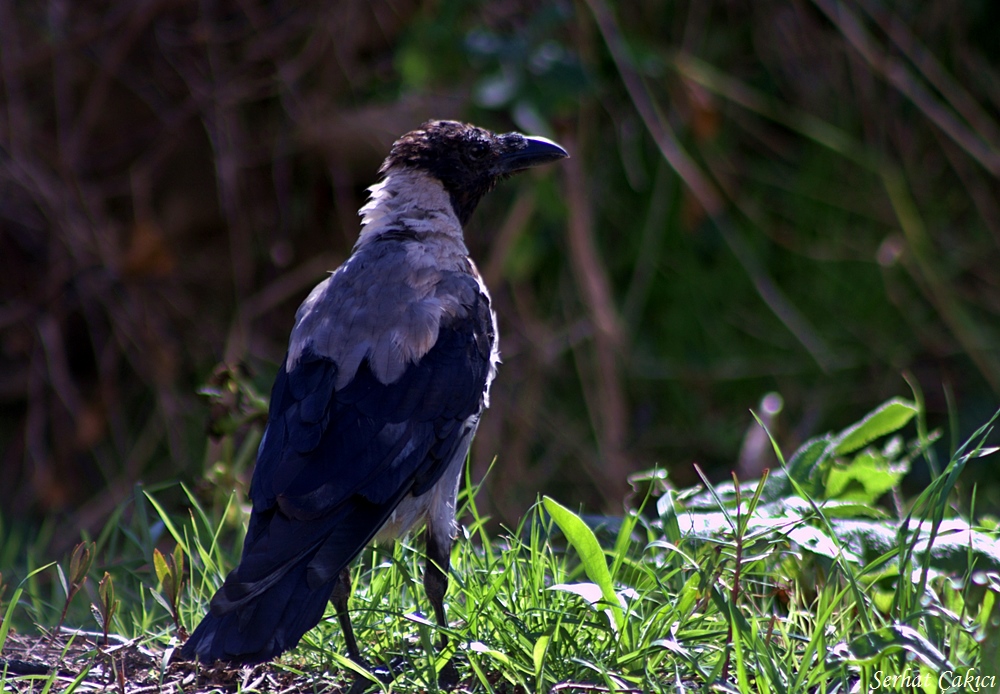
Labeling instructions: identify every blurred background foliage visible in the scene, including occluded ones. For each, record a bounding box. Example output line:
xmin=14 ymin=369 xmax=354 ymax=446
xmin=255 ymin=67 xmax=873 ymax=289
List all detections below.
xmin=2 ymin=0 xmax=999 ymax=554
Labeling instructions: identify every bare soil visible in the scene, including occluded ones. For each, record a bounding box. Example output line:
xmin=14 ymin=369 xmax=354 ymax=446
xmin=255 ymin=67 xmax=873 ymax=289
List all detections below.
xmin=0 ymin=629 xmax=351 ymax=693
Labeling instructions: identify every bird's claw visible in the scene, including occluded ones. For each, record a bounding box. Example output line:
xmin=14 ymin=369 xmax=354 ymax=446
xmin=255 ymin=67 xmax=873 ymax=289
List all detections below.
xmin=345 ymin=655 xmax=459 ymax=692
xmin=437 ymin=658 xmax=460 ymax=689
xmin=371 ymin=657 xmax=402 ymax=682
xmin=343 ymin=656 xmax=401 ymax=693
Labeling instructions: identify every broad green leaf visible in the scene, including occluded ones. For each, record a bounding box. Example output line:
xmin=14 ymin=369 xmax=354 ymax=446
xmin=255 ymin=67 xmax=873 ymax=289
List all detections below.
xmin=835 ymin=398 xmax=917 ymax=455
xmin=825 ymin=451 xmax=908 ymax=503
xmin=542 ymin=496 xmax=623 ymax=632
xmin=532 ymin=634 xmax=549 ymax=680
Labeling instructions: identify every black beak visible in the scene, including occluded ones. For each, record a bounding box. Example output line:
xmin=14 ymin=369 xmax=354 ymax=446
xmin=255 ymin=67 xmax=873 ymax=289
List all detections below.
xmin=496 ymin=134 xmax=569 ymax=174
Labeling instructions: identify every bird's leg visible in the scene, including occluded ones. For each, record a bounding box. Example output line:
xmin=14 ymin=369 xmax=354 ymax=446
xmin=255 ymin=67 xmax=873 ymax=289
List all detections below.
xmin=423 ymin=532 xmax=452 ymax=647
xmin=332 ymin=568 xmax=397 ymax=689
xmin=424 ymin=531 xmax=459 ymax=687
xmin=331 ymin=568 xmax=363 ymax=665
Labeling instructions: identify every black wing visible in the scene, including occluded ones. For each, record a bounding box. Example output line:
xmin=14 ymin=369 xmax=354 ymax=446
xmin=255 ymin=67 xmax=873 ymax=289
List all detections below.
xmin=182 ymin=285 xmax=494 ymax=663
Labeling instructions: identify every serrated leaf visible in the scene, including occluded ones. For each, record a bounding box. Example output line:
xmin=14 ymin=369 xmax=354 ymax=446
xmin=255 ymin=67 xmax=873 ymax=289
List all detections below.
xmin=835 ymin=398 xmax=917 ymax=455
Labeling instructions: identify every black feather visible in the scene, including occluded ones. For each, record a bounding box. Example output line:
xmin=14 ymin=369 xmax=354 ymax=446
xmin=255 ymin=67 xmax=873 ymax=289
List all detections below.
xmin=180 ymin=294 xmax=493 ymax=664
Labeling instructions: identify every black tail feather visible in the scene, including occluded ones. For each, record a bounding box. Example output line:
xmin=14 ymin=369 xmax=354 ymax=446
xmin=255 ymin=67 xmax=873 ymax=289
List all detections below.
xmin=180 ymin=556 xmax=334 ymax=665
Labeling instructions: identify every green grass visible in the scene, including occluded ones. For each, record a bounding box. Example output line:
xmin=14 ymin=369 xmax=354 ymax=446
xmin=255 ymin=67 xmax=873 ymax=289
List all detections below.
xmin=2 ymin=398 xmax=999 ymax=693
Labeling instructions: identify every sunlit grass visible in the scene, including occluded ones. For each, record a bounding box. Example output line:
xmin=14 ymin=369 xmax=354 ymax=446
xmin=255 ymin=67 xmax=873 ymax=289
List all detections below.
xmin=1 ymin=399 xmax=998 ymax=692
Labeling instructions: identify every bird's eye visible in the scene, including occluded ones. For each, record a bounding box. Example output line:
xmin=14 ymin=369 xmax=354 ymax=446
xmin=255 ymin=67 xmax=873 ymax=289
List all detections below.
xmin=466 ymin=142 xmax=490 ymax=161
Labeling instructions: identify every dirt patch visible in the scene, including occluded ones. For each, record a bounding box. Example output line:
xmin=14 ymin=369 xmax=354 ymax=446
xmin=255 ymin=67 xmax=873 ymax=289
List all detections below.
xmin=1 ymin=629 xmax=351 ymax=693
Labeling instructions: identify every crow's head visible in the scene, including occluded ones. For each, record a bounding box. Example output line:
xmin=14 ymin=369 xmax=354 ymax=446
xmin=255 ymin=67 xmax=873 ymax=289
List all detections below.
xmin=381 ymin=120 xmax=568 ymax=225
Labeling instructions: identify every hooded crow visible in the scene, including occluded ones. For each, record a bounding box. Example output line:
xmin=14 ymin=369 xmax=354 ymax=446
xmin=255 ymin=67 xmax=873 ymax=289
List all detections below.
xmin=180 ymin=120 xmax=568 ymax=667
